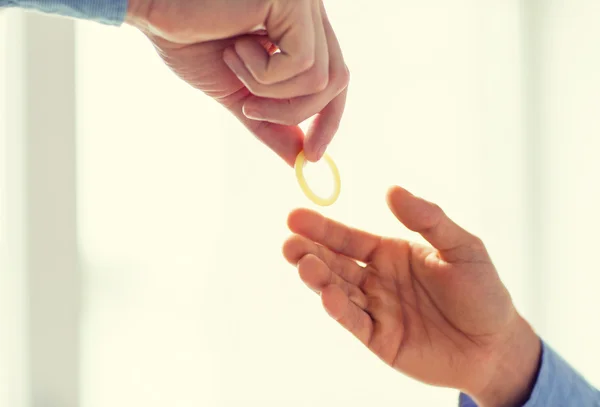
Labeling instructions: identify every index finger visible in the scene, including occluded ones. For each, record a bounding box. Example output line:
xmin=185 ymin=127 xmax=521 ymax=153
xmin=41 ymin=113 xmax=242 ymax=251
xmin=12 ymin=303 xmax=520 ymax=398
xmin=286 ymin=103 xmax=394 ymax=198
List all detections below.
xmin=228 ymin=96 xmax=304 ymax=166
xmin=287 ymin=208 xmax=382 ymax=263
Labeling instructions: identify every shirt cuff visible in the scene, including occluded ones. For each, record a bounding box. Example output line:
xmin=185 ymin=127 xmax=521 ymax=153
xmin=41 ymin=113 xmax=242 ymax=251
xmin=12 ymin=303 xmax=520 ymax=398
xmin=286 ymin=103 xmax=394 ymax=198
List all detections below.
xmin=1 ymin=0 xmax=127 ymax=26
xmin=459 ymin=340 xmax=600 ymax=406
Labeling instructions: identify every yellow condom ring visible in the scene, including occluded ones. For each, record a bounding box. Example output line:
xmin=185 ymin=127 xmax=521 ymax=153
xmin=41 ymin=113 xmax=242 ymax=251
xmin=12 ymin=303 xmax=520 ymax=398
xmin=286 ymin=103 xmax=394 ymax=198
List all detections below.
xmin=294 ymin=151 xmax=341 ymax=207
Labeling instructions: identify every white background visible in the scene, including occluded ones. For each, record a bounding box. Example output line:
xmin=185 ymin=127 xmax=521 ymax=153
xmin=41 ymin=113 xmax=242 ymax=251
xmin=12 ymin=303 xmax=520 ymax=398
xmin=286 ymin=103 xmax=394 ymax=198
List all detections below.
xmin=1 ymin=1 xmax=600 ymax=406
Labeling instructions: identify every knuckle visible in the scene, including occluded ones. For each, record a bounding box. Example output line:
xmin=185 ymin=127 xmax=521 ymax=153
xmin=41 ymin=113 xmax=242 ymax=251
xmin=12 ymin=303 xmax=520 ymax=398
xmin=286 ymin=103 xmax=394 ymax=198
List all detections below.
xmin=330 ymin=110 xmax=343 ymax=131
xmin=332 ymin=64 xmax=350 ymax=90
xmin=430 ymin=203 xmax=444 ymax=217
xmin=340 ymin=64 xmax=351 ymax=86
xmin=326 ymin=115 xmax=342 ymax=137
xmin=465 ymin=237 xmax=490 ymax=263
xmin=337 ymin=229 xmax=353 ymax=253
xmin=244 ymin=81 xmax=268 ymax=97
xmin=310 ymin=69 xmax=329 ymax=92
xmin=258 ymin=99 xmax=304 ymax=125
xmin=249 ymin=118 xmax=273 ymax=135
xmin=425 ymin=203 xmax=444 ymax=227
xmin=469 ymin=236 xmax=487 ymax=253
xmin=253 ymin=68 xmax=272 ymax=85
xmin=349 ymin=289 xmax=367 ymax=310
xmin=360 ymin=272 xmax=379 ymax=292
xmin=297 ymin=51 xmax=316 ymax=72
xmin=279 ymin=114 xmax=303 ymax=126
xmin=282 ymin=111 xmax=305 ymax=125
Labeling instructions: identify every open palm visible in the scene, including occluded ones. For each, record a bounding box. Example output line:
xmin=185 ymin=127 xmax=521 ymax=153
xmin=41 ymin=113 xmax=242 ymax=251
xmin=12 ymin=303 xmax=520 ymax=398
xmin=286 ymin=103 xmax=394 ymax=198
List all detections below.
xmin=283 ymin=186 xmax=528 ymax=396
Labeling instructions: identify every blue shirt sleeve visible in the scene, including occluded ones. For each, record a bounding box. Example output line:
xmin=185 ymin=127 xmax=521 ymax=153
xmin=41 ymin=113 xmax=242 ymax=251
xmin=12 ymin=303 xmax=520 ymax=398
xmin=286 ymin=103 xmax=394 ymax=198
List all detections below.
xmin=0 ymin=0 xmax=127 ymax=26
xmin=459 ymin=340 xmax=600 ymax=406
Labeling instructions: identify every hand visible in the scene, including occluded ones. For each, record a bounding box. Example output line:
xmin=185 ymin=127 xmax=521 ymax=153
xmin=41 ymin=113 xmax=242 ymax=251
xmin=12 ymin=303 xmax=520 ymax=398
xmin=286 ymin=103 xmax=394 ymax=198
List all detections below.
xmin=126 ymin=0 xmax=349 ymax=166
xmin=283 ymin=186 xmax=542 ymax=406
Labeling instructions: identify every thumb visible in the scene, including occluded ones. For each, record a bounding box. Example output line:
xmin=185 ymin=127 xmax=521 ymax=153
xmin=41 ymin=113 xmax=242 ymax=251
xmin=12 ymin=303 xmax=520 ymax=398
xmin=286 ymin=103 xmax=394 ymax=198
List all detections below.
xmin=386 ymin=186 xmax=490 ymax=263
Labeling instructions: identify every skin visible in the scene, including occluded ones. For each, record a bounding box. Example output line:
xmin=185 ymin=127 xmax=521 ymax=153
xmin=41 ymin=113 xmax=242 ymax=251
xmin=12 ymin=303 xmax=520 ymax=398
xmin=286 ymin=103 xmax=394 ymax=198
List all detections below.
xmin=283 ymin=186 xmax=542 ymax=406
xmin=125 ymin=0 xmax=349 ymax=166
xmin=122 ymin=2 xmax=539 ymax=403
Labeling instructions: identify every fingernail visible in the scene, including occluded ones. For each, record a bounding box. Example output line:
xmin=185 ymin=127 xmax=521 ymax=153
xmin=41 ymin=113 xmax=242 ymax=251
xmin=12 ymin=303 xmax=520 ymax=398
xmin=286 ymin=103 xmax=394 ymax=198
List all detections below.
xmin=242 ymin=104 xmax=261 ymax=120
xmin=316 ymin=144 xmax=328 ymax=159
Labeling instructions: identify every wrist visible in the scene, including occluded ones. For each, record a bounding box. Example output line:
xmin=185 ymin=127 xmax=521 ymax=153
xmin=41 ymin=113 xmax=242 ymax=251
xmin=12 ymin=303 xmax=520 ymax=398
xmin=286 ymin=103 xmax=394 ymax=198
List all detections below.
xmin=125 ymin=0 xmax=153 ymax=29
xmin=468 ymin=316 xmax=542 ymax=407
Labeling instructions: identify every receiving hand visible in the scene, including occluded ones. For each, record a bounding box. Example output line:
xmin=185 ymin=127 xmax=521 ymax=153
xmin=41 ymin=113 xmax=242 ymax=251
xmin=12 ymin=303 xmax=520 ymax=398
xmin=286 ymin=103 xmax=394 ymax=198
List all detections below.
xmin=283 ymin=186 xmax=541 ymax=406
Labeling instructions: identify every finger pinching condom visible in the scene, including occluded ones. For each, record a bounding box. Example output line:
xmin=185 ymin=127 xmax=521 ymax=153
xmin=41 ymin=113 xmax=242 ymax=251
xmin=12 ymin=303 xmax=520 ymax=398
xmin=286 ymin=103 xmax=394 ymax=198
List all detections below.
xmin=294 ymin=150 xmax=341 ymax=207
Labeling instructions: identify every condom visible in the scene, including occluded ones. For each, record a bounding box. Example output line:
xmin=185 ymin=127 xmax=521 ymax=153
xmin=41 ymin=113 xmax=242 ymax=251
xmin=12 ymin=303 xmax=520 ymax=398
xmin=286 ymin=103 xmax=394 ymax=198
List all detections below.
xmin=294 ymin=151 xmax=341 ymax=206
